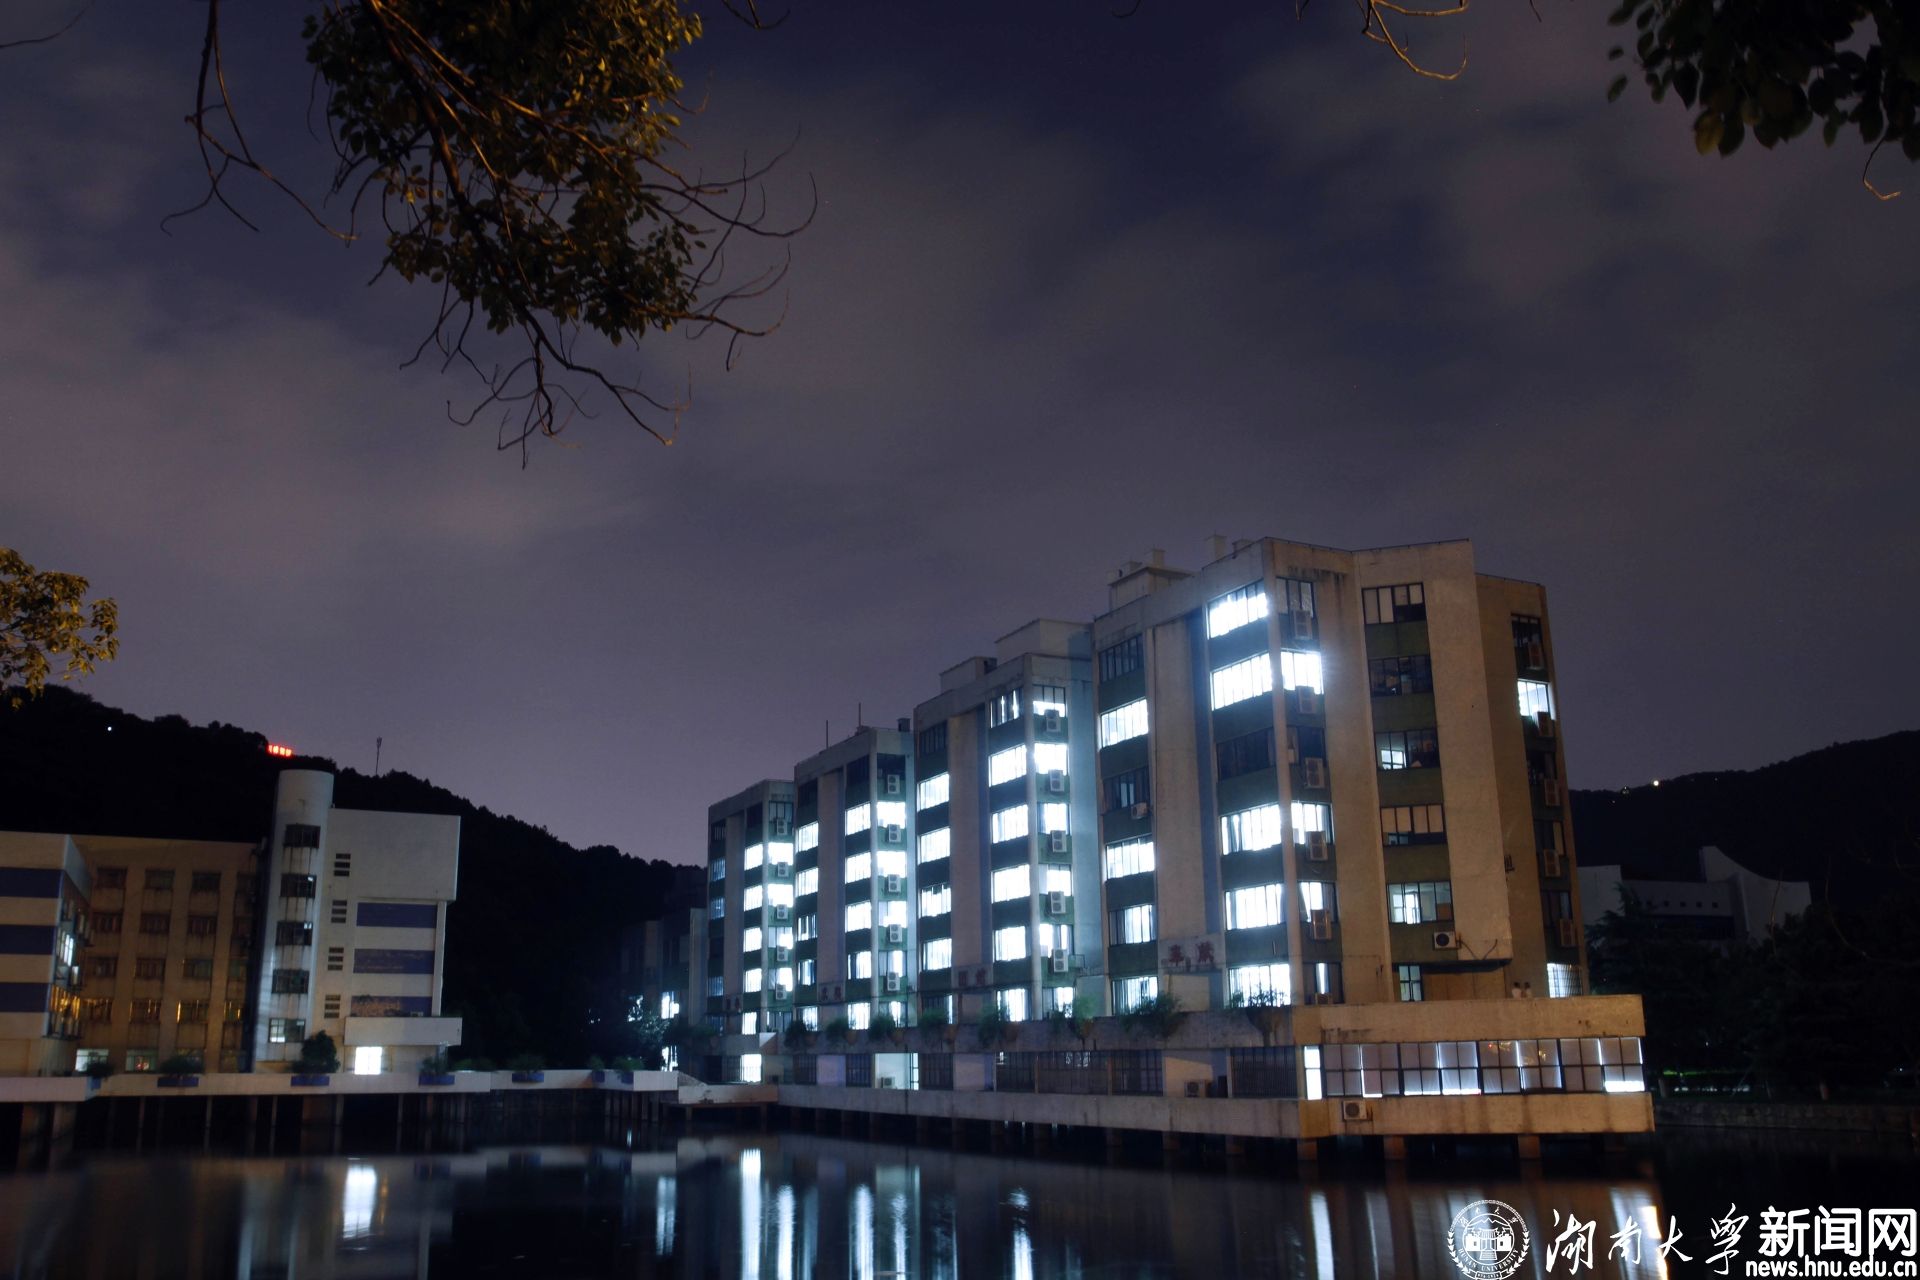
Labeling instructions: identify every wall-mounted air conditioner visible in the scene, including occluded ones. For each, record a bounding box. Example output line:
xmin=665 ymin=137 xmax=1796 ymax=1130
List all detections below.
xmin=886 ymin=924 xmax=905 ymax=944
xmin=1432 ymin=929 xmax=1459 ymax=950
xmin=1303 ymin=757 xmax=1328 ymax=788
xmin=1046 ymin=771 xmax=1067 ymax=794
xmin=1295 ymin=688 xmax=1321 ymax=716
xmin=1129 ymin=802 xmax=1151 ymax=820
xmin=1049 ymin=954 xmax=1069 ymax=973
xmin=885 ymin=775 xmax=903 ymax=795
xmin=1049 ymin=831 xmax=1069 ymax=854
xmin=1047 ymin=891 xmax=1067 ymax=916
xmin=1305 ymin=830 xmax=1329 ymax=862
xmin=1340 ymin=1099 xmax=1372 ymax=1122
xmin=883 ymin=875 xmax=903 ymax=894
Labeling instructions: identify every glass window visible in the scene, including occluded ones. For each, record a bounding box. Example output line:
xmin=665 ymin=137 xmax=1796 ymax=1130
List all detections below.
xmin=1031 ymin=684 xmax=1068 ymax=716
xmin=1112 ymin=975 xmax=1158 ymax=1012
xmin=916 ymin=774 xmax=949 ymax=811
xmin=1518 ymin=679 xmax=1554 ymax=719
xmin=795 ymin=822 xmax=820 ymax=852
xmin=874 ymin=800 xmax=907 ymax=832
xmin=1381 ymin=804 xmax=1445 ymax=845
xmin=1386 ymin=881 xmax=1453 ymax=924
xmin=1547 ymin=963 xmax=1581 ymax=998
xmin=743 ymin=885 xmax=763 ymax=911
xmin=1397 ymin=964 xmax=1424 ymax=1002
xmin=993 ymin=926 xmax=1029 ymax=962
xmin=919 ymin=884 xmax=952 ymax=918
xmin=1217 ymin=727 xmax=1276 ymax=780
xmin=1098 ymin=699 xmax=1149 ymax=747
xmin=1221 ymin=804 xmax=1283 ymax=854
xmin=1043 ymin=866 xmax=1073 ymax=896
xmin=988 ymin=687 xmax=1023 ymax=727
xmin=989 ymin=746 xmax=1029 ymax=786
xmin=744 ymin=968 xmax=763 ymax=993
xmin=765 ymin=841 xmax=794 ymax=867
xmin=1361 ymin=582 xmax=1425 ymax=625
xmin=1291 ymin=801 xmax=1331 ymax=841
xmin=1210 ymin=653 xmax=1274 ymax=710
xmin=1369 ymin=654 xmax=1433 ymax=696
xmin=743 ymin=843 xmax=763 ymax=870
xmin=922 ymin=938 xmax=952 ymax=970
xmin=1098 ymin=636 xmax=1142 ymax=681
xmin=1228 ymin=963 xmax=1291 ymax=1004
xmin=917 ymin=828 xmax=950 ymax=864
xmin=1110 ymin=904 xmax=1156 ymax=944
xmin=1375 ymin=729 xmax=1440 ymax=770
xmin=844 ymin=804 xmax=872 ymax=836
xmin=1208 ymin=583 xmax=1269 ymax=637
xmin=796 ymin=867 xmax=819 ymax=896
xmin=844 ymin=902 xmax=872 ymax=932
xmin=1278 ymin=649 xmax=1324 ymax=693
xmin=844 ymin=852 xmax=871 ymax=883
xmin=846 ymin=950 xmax=873 ymax=980
xmin=1032 ymin=741 xmax=1069 ymax=775
xmin=875 ymin=848 xmax=908 ymax=878
xmin=1225 ymin=883 xmax=1286 ymax=930
xmin=1102 ymin=837 xmax=1155 ymax=880
xmin=991 ymin=865 xmax=1031 ymax=903
xmin=1101 ymin=766 xmax=1148 ymax=813
xmin=742 ymin=926 xmax=763 ymax=952
xmin=1300 ymin=881 xmax=1337 ymax=920
xmin=990 ymin=806 xmax=1029 ymax=844
xmin=1040 ymin=803 xmax=1068 ymax=834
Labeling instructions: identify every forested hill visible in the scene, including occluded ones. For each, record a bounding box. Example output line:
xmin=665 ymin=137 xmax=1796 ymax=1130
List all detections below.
xmin=0 ymin=688 xmax=702 ymax=1063
xmin=1572 ymin=729 xmax=1920 ymax=908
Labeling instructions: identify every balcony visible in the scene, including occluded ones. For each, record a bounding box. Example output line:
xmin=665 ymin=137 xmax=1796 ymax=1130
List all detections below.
xmin=343 ymin=1015 xmax=463 ymax=1048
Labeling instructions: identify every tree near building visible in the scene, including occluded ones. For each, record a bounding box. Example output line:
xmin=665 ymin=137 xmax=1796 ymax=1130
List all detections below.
xmin=0 ymin=548 xmax=119 ymax=710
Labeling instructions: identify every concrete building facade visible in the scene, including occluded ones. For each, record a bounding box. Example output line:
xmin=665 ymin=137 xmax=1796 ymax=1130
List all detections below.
xmin=0 ymin=834 xmax=90 ymax=1075
xmin=1580 ymin=845 xmax=1812 ymax=943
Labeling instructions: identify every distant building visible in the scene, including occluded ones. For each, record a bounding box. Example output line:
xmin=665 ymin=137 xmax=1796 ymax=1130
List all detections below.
xmin=252 ymin=770 xmax=462 ymax=1075
xmin=1580 ymin=845 xmax=1811 ymax=943
xmin=0 ymin=834 xmax=90 ymax=1075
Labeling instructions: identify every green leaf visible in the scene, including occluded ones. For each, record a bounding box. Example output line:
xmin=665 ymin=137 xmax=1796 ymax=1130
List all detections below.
xmin=1695 ymin=113 xmax=1725 ymax=155
xmin=1608 ymin=75 xmax=1630 ymax=102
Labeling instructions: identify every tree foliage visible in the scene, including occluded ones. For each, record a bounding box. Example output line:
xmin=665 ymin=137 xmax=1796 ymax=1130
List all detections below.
xmin=0 ymin=548 xmax=118 ymax=710
xmin=1608 ymin=0 xmax=1920 ymax=195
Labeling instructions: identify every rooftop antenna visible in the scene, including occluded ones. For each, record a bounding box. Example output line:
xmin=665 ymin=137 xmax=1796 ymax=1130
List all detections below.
xmin=374 ymin=736 xmax=383 ymax=776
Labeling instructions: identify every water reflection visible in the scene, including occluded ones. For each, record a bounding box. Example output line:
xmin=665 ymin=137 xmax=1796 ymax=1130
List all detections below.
xmin=0 ymin=1130 xmax=1908 ymax=1278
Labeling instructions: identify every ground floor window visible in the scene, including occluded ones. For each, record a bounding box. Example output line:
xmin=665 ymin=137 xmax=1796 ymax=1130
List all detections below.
xmin=1111 ymin=975 xmax=1157 ymax=1012
xmin=352 ymin=1046 xmax=383 ymax=1075
xmin=1547 ymin=963 xmax=1581 ymax=998
xmin=1396 ymin=964 xmax=1423 ymax=1002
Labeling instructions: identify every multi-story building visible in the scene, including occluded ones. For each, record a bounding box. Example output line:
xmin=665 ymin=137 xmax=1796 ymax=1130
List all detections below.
xmin=911 ymin=620 xmax=1100 ymax=1026
xmin=0 ymin=834 xmax=90 ymax=1075
xmin=252 ymin=770 xmax=462 ymax=1074
xmin=704 ymin=780 xmax=796 ymax=1050
xmin=1580 ymin=845 xmax=1811 ymax=945
xmin=71 ymin=836 xmax=259 ymax=1073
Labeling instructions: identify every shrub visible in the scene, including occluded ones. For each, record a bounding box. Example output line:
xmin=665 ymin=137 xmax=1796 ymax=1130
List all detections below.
xmin=297 ymin=1031 xmax=341 ymax=1074
xmin=1119 ymin=993 xmax=1186 ymax=1041
xmin=81 ymin=1057 xmax=115 ymax=1078
xmin=823 ymin=1017 xmax=851 ymax=1045
xmin=868 ymin=1010 xmax=898 ymax=1039
xmin=419 ymin=1054 xmax=451 ymax=1075
xmin=508 ymin=1052 xmax=545 ymax=1073
xmin=586 ymin=1054 xmax=606 ymax=1071
xmin=158 ymin=1053 xmax=203 ymax=1076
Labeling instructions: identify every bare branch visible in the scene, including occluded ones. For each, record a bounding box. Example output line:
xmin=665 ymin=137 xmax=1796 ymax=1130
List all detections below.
xmin=0 ymin=1 xmax=91 ymax=51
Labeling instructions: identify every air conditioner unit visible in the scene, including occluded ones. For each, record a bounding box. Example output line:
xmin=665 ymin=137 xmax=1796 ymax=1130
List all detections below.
xmin=1291 ymin=611 xmax=1314 ymax=640
xmin=1129 ymin=802 xmax=1152 ymax=820
xmin=1556 ymin=918 xmax=1578 ymax=948
xmin=884 ymin=974 xmax=902 ymax=992
xmin=1046 ymin=770 xmax=1066 ymax=794
xmin=773 ymin=862 xmax=792 ymax=879
xmin=772 ymin=817 xmax=792 ymax=836
xmin=773 ymin=905 xmax=791 ymax=921
xmin=1049 ymin=831 xmax=1069 ymax=854
xmin=1305 ymin=830 xmax=1329 ymax=862
xmin=1525 ymin=640 xmax=1546 ymax=670
xmin=774 ymin=946 xmax=792 ymax=963
xmin=1042 ymin=712 xmax=1063 ymax=734
xmin=885 ymin=775 xmax=903 ymax=795
xmin=1535 ymin=710 xmax=1557 ymax=739
xmin=1049 ymin=953 xmax=1069 ymax=973
xmin=1432 ymin=929 xmax=1460 ymax=950
xmin=883 ymin=875 xmax=903 ymax=895
xmin=1310 ymin=909 xmax=1332 ymax=941
xmin=886 ymin=924 xmax=905 ymax=944
xmin=1541 ymin=850 xmax=1565 ymax=878
xmin=1047 ymin=891 xmax=1067 ymax=916
xmin=1340 ymin=1099 xmax=1372 ymax=1122
xmin=1295 ymin=688 xmax=1321 ymax=716
xmin=883 ymin=824 xmax=904 ymax=844
xmin=1540 ymin=778 xmax=1562 ymax=807
xmin=1303 ymin=756 xmax=1327 ymax=788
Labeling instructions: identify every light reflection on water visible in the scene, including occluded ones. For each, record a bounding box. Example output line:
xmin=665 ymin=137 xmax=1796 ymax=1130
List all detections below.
xmin=0 ymin=1131 xmax=1907 ymax=1278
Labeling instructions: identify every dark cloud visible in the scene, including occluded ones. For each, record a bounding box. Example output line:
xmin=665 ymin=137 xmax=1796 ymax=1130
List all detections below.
xmin=2 ymin=1 xmax=1914 ymax=861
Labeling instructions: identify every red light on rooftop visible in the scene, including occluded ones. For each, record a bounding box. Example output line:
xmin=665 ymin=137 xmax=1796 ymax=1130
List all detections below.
xmin=266 ymin=743 xmax=295 ymax=758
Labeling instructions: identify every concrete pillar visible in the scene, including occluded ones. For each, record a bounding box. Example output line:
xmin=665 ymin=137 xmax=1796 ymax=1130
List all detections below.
xmin=1517 ymin=1134 xmax=1542 ymax=1160
xmin=203 ymin=1097 xmax=215 ymax=1151
xmin=135 ymin=1098 xmax=147 ymax=1153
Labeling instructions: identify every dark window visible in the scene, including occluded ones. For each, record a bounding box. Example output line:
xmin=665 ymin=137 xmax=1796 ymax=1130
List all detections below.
xmin=1286 ymin=725 xmax=1326 ymax=764
xmin=1230 ymin=1046 xmax=1298 ymax=1098
xmin=330 ymin=899 xmax=348 ymax=924
xmin=844 ymin=1054 xmax=874 ymax=1087
xmin=797 ymin=778 xmax=819 ymax=809
xmin=1110 ymin=1050 xmax=1164 ymax=1096
xmin=1276 ymin=578 xmax=1316 ymax=620
xmin=283 ymin=824 xmax=321 ymax=849
xmin=326 ymin=946 xmax=345 ymax=972
xmin=94 ymin=868 xmax=127 ymax=890
xmin=1381 ymin=804 xmax=1446 ymax=845
xmin=332 ymin=853 xmax=351 ymax=878
xmin=1542 ymin=891 xmax=1573 ymax=923
xmin=276 ymin=920 xmax=314 ymax=946
xmin=916 ymin=724 xmax=946 ymax=757
xmin=918 ymin=1053 xmax=953 ymax=1091
xmin=135 ymin=956 xmax=166 ymax=980
xmin=182 ymin=957 xmax=215 ymax=980
xmin=1218 ymin=728 xmax=1276 ymax=780
xmin=845 ymin=757 xmax=869 ymax=790
xmin=789 ymin=1054 xmax=818 ymax=1085
xmin=267 ymin=1018 xmax=304 ymax=1043
xmin=139 ymin=912 xmax=171 ymax=935
xmin=144 ymin=869 xmax=174 ymax=891
xmin=323 ymin=994 xmax=342 ymax=1018
xmin=1513 ymin=615 xmax=1546 ymax=670
xmin=88 ymin=956 xmax=118 ymax=979
xmin=130 ymin=999 xmax=162 ymax=1023
xmin=83 ymin=997 xmax=113 ymax=1023
xmin=994 ymin=1051 xmax=1036 ymax=1092
xmin=281 ymin=875 xmax=317 ymax=899
xmin=1362 ymin=583 xmax=1425 ymax=624
xmin=93 ymin=911 xmax=122 ymax=935
xmin=1098 ymin=636 xmax=1142 ymax=682
xmin=271 ymin=969 xmax=310 ymax=994
xmin=177 ymin=1000 xmax=209 ymax=1024
xmin=234 ymin=874 xmax=257 ymax=902
xmin=190 ymin=872 xmax=221 ymax=894
xmin=1536 ymin=819 xmax=1565 ymax=853
xmin=1102 ymin=767 xmax=1149 ymax=813
xmin=186 ymin=914 xmax=218 ymax=937
xmin=1376 ymin=729 xmax=1440 ymax=770
xmin=1368 ymin=654 xmax=1433 ymax=696
xmin=225 ymin=1000 xmax=246 ymax=1023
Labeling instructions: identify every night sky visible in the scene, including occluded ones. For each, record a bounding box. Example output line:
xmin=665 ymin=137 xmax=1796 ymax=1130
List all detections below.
xmin=3 ymin=2 xmax=1914 ymax=864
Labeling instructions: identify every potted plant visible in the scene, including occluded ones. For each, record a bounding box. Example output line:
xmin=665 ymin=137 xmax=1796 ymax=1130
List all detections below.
xmin=1238 ymin=989 xmax=1288 ymax=1045
xmin=610 ymin=1055 xmax=639 ymax=1084
xmin=81 ymin=1057 xmax=115 ymax=1086
xmin=823 ymin=1016 xmax=851 ymax=1047
xmin=917 ymin=1006 xmax=954 ymax=1046
xmin=294 ymin=1031 xmax=340 ymax=1085
xmin=418 ymin=1053 xmax=456 ymax=1086
xmin=509 ymin=1053 xmax=546 ymax=1083
xmin=976 ymin=1004 xmax=1014 ymax=1050
xmin=868 ymin=1010 xmax=904 ymax=1045
xmin=783 ymin=1021 xmax=816 ymax=1054
xmin=1120 ymin=992 xmax=1186 ymax=1042
xmin=157 ymin=1053 xmax=203 ymax=1087
xmin=587 ymin=1053 xmax=608 ymax=1083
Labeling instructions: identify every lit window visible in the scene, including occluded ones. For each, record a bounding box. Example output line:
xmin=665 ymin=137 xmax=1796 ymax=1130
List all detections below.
xmin=744 ymin=968 xmax=763 ymax=993
xmin=989 ymin=746 xmax=1029 ymax=786
xmin=1036 ymin=922 xmax=1071 ymax=955
xmin=1032 ymin=742 xmax=1069 ymax=775
xmin=1375 ymin=728 xmax=1440 ymax=770
xmin=1221 ymin=804 xmax=1283 ymax=854
xmin=1111 ymin=904 xmax=1155 ymax=944
xmin=990 ymin=806 xmax=1029 ymax=844
xmin=795 ymin=822 xmax=820 ymax=853
xmin=847 ymin=951 xmax=873 ymax=980
xmin=922 ymin=938 xmax=952 ymax=970
xmin=709 ymin=861 xmax=726 ymax=882
xmin=1040 ymin=803 xmax=1068 ymax=834
xmin=1112 ymin=976 xmax=1157 ymax=1012
xmin=742 ymin=926 xmax=763 ymax=952
xmin=1518 ymin=679 xmax=1554 ymax=719
xmin=1208 ymin=583 xmax=1268 ymax=638
xmin=875 ymin=800 xmax=907 ymax=831
xmin=1098 ymin=699 xmax=1149 ymax=747
xmin=991 ymin=865 xmax=1031 ymax=903
xmin=709 ymin=897 xmax=725 ymax=920
xmin=847 ymin=1002 xmax=871 ymax=1030
xmin=743 ymin=885 xmax=763 ymax=911
xmin=1397 ymin=964 xmax=1424 ymax=1002
xmin=989 ymin=688 xmax=1023 ymax=727
xmin=1299 ymin=881 xmax=1336 ymax=919
xmin=844 ymin=852 xmax=871 ymax=884
xmin=880 ymin=899 xmax=908 ymax=929
xmin=916 ymin=774 xmax=949 ymax=811
xmin=845 ymin=805 xmax=871 ymax=836
xmin=352 ymin=1045 xmax=383 ymax=1075
xmin=844 ymin=901 xmax=872 ymax=932
xmin=1031 ymin=684 xmax=1067 ymax=716
xmin=796 ymin=868 xmax=819 ymax=896
xmin=1210 ymin=654 xmax=1273 ymax=710
xmin=743 ymin=843 xmax=764 ymax=871
xmin=1228 ymin=963 xmax=1291 ymax=1005
xmin=1278 ymin=649 xmax=1323 ymax=693
xmin=993 ymin=926 xmax=1029 ymax=962
xmin=1103 ymin=837 xmax=1155 ymax=879
xmin=1547 ymin=963 xmax=1581 ymax=998
xmin=765 ymin=841 xmax=794 ymax=867
xmin=886 ymin=949 xmax=906 ymax=976
xmin=801 ymin=1005 xmax=818 ymax=1030
xmin=1387 ymin=881 xmax=1452 ymax=925
xmin=796 ymin=914 xmax=817 ymax=940
xmin=1043 ymin=866 xmax=1073 ymax=896
xmin=919 ymin=884 xmax=952 ymax=918
xmin=917 ymin=828 xmax=950 ymax=864
xmin=1225 ymin=883 xmax=1286 ymax=930
xmin=997 ymin=987 xmax=1029 ymax=1021
xmin=799 ymin=957 xmax=816 ymax=985
xmin=741 ymin=1013 xmax=758 ymax=1035
xmin=1291 ymin=802 xmax=1332 ymax=842
xmin=765 ymin=882 xmax=794 ymax=908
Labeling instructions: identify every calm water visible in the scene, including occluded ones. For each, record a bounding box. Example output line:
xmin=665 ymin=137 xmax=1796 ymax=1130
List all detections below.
xmin=1 ymin=1130 xmax=1913 ymax=1278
